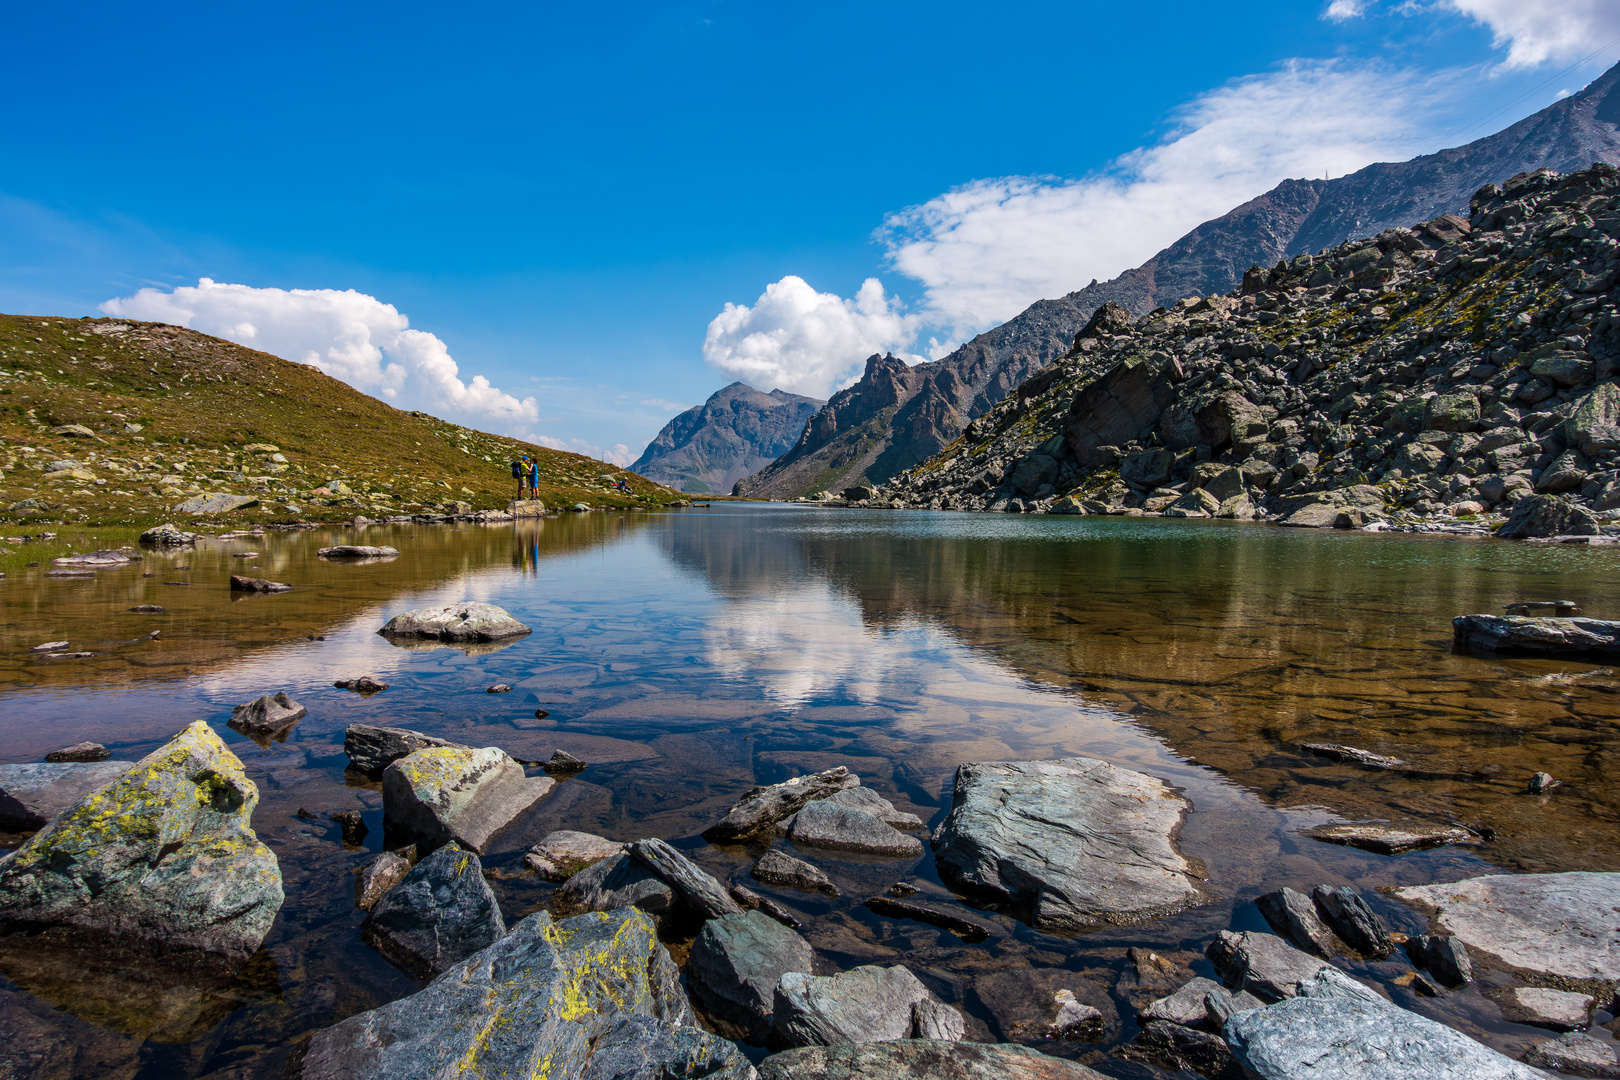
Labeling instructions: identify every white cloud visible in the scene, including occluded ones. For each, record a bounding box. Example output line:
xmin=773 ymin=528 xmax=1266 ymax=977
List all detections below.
xmin=877 ymin=61 xmax=1455 ymax=345
xmin=537 ymin=434 xmax=633 ymax=466
xmin=1324 ymin=0 xmax=1367 ymax=20
xmin=701 ymin=275 xmax=921 ymax=399
xmin=101 ymin=278 xmax=539 ymax=430
xmin=1442 ymin=0 xmax=1620 ymax=68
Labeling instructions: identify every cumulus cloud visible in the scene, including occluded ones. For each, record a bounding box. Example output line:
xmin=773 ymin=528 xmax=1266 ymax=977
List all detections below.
xmin=102 ymin=278 xmax=539 ymax=428
xmin=1442 ymin=0 xmax=1620 ymax=68
xmin=877 ymin=60 xmax=1455 ymax=347
xmin=701 ymin=275 xmax=920 ymax=399
xmin=1324 ymin=0 xmax=1367 ymax=20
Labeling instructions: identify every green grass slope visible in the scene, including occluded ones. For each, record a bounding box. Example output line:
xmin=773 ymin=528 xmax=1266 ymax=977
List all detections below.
xmin=0 ymin=314 xmax=678 ymax=527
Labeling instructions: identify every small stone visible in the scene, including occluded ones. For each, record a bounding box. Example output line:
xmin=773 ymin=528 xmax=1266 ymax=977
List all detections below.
xmin=1139 ymin=976 xmax=1231 ymax=1029
xmin=1499 ymin=986 xmax=1593 ymax=1030
xmin=544 ymin=748 xmax=587 ymax=774
xmin=487 ymin=683 xmax=513 ymax=693
xmin=1530 ymin=771 xmax=1561 ymax=793
xmin=1405 ymin=934 xmax=1473 ymax=987
xmin=230 ymin=574 xmax=291 ymax=592
xmin=1312 ymin=885 xmax=1395 ymax=957
xmin=228 ymin=691 xmax=307 ymax=744
xmin=1256 ymin=887 xmax=1337 ymax=958
xmin=29 ymin=641 xmax=70 ymax=652
xmin=753 ymin=849 xmax=840 ymax=896
xmin=128 ymin=605 xmax=164 ymax=613
xmin=628 ymin=837 xmax=742 ymax=920
xmin=354 ymin=851 xmax=411 ymax=911
xmin=378 ymin=600 xmax=530 ymax=642
xmin=328 ymin=810 xmax=368 ymax=846
xmin=333 ymin=675 xmax=389 ymax=695
xmin=43 ymin=742 xmax=110 ymax=763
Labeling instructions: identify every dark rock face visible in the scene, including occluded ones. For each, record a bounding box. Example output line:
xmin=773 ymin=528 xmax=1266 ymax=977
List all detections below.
xmin=1405 ymin=934 xmax=1473 ymax=987
xmin=628 ymin=838 xmax=743 ymax=920
xmin=554 ymin=850 xmax=676 ymax=916
xmin=303 ymin=907 xmax=751 ymax=1080
xmin=343 ymin=723 xmax=469 ymax=777
xmin=361 ymin=842 xmax=503 ymax=979
xmin=1310 ymin=886 xmax=1394 ymax=958
xmin=1255 ymin=888 xmax=1336 ymax=958
xmin=1454 ymin=614 xmax=1620 ymax=660
xmin=735 ymin=64 xmax=1620 ymax=500
xmin=631 ymin=382 xmax=825 ymax=495
xmin=753 ymin=849 xmax=840 ymax=896
xmin=757 ymin=1041 xmax=1110 ymax=1080
xmin=687 ymin=910 xmax=815 ymax=1043
xmin=229 ymin=574 xmax=290 ymax=592
xmin=43 ymin=742 xmax=111 ymax=763
xmin=1495 ymin=493 xmax=1600 ymax=538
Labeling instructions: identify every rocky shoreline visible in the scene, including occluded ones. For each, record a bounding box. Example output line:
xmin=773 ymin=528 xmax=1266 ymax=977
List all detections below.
xmin=785 ymin=165 xmax=1620 ymax=543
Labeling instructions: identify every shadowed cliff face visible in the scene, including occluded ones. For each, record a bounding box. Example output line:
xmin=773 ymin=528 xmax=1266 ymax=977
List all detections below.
xmin=737 ymin=62 xmax=1620 ymax=501
xmin=630 ymin=382 xmax=823 ymax=495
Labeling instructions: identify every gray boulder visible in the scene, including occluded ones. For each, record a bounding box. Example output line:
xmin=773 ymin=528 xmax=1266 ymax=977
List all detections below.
xmin=382 ymin=745 xmax=554 ymax=854
xmin=317 ymin=545 xmax=399 ymax=559
xmin=1405 ymin=934 xmax=1473 ymax=987
xmin=1453 ymin=614 xmax=1620 ymax=661
xmin=1256 ymin=888 xmax=1336 ymax=958
xmin=786 ymin=801 xmax=923 ymax=858
xmin=1139 ymin=976 xmax=1237 ymax=1029
xmin=688 ymin=910 xmax=815 ymax=1043
xmin=629 ymin=838 xmax=743 ymax=919
xmin=378 ymin=600 xmax=531 ymax=642
xmin=703 ymin=767 xmax=861 ymax=842
xmin=753 ymin=849 xmax=840 ymax=896
xmin=1311 ymin=885 xmax=1394 ymax=957
xmin=1225 ymin=991 xmax=1547 ymax=1079
xmin=1496 ymin=493 xmax=1599 ymax=538
xmin=1393 ymin=872 xmax=1620 ymax=982
xmin=772 ymin=965 xmax=963 ymax=1050
xmin=524 ymin=830 xmax=624 ymax=882
xmin=1523 ymin=1032 xmax=1620 ymax=1078
xmin=44 ymin=741 xmax=111 ymax=763
xmin=555 ymin=850 xmax=675 ymax=915
xmin=757 ymin=1041 xmax=1109 ymax=1080
xmin=822 ymin=786 xmax=924 ymax=829
xmin=343 ymin=723 xmax=470 ymax=777
xmin=0 ymin=761 xmax=132 ymax=830
xmin=227 ymin=691 xmax=306 ymax=743
xmin=1499 ymin=986 xmax=1593 ymax=1030
xmin=931 ymin=757 xmax=1202 ymax=933
xmin=0 ymin=721 xmax=283 ymax=959
xmin=301 ymin=906 xmax=752 ymax=1080
xmin=139 ymin=523 xmax=198 ymax=546
xmin=361 ymin=842 xmax=505 ymax=979
xmin=1207 ymin=931 xmax=1329 ymax=1002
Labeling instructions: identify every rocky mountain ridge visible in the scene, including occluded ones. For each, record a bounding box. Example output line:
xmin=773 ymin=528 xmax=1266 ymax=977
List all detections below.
xmin=631 ymin=382 xmax=823 ymax=494
xmin=865 ymin=163 xmax=1620 ymax=537
xmin=738 ymin=61 xmax=1620 ymax=501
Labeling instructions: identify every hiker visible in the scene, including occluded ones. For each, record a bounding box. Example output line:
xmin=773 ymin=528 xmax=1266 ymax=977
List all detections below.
xmin=528 ymin=457 xmax=540 ymax=496
xmin=510 ymin=456 xmax=528 ymax=500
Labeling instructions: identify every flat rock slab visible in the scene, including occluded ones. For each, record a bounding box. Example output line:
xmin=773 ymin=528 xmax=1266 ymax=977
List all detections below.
xmin=1225 ymin=993 xmax=1547 ymax=1079
xmin=382 ymin=745 xmax=553 ymax=854
xmin=773 ymin=965 xmax=959 ymax=1049
xmin=703 ymin=766 xmax=860 ymax=842
xmin=1454 ymin=614 xmax=1620 ymax=660
xmin=301 ymin=907 xmax=751 ymax=1080
xmin=688 ymin=910 xmax=815 ymax=1043
xmin=343 ymin=724 xmax=469 ymax=777
xmin=1304 ymin=822 xmax=1480 ymax=855
xmin=1523 ymin=1032 xmax=1620 ymax=1078
xmin=317 ymin=545 xmax=399 ymax=559
xmin=523 ymin=830 xmax=624 ymax=882
xmin=0 ymin=721 xmax=283 ymax=959
xmin=1207 ymin=931 xmax=1329 ymax=1002
xmin=53 ymin=549 xmax=130 ymax=566
xmin=0 ymin=761 xmax=133 ymax=831
xmin=361 ymin=842 xmax=505 ymax=979
xmin=754 ymin=848 xmax=839 ymax=896
xmin=1392 ymin=872 xmax=1620 ymax=982
xmin=378 ymin=600 xmax=531 ymax=642
xmin=931 ymin=757 xmax=1203 ymax=933
xmin=758 ymin=1041 xmax=1110 ymax=1080
xmin=175 ymin=494 xmax=259 ymax=515
xmin=787 ymin=801 xmax=923 ymax=858
xmin=1497 ymin=986 xmax=1593 ymax=1030
xmin=229 ymin=575 xmax=290 ymax=593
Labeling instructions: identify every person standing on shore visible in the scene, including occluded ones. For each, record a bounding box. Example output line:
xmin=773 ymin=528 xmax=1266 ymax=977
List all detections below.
xmin=511 ymin=455 xmax=529 ymax=501
xmin=528 ymin=457 xmax=541 ymax=499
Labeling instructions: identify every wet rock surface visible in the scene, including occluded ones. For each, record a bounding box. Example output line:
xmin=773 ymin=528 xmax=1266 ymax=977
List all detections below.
xmin=381 ymin=744 xmax=554 ymax=854
xmin=687 ymin=910 xmax=815 ymax=1043
xmin=931 ymin=757 xmax=1203 ymax=932
xmin=0 ymin=761 xmax=132 ymax=830
xmin=1302 ymin=821 xmax=1480 ymax=854
xmin=226 ymin=691 xmax=306 ymax=743
xmin=360 ymin=842 xmax=505 ymax=979
xmin=0 ymin=721 xmax=283 ymax=959
xmin=630 ymin=837 xmax=744 ymax=919
xmin=353 ymin=851 xmax=411 ymax=911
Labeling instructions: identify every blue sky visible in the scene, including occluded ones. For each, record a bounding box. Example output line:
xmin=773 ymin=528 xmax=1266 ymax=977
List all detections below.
xmin=2 ymin=1 xmax=1618 ymax=462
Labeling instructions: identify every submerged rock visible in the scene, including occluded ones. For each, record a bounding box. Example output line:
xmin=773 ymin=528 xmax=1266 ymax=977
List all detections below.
xmin=756 ymin=1041 xmax=1109 ymax=1080
xmin=354 ymin=851 xmax=411 ymax=911
xmin=753 ymin=849 xmax=840 ymax=896
xmin=377 ymin=600 xmax=531 ymax=643
xmin=1454 ymin=614 xmax=1620 ymax=660
xmin=1392 ymin=872 xmax=1620 ymax=982
xmin=772 ymin=965 xmax=963 ymax=1050
xmin=703 ymin=767 xmax=861 ymax=842
xmin=0 ymin=721 xmax=283 ymax=959
xmin=1303 ymin=822 xmax=1480 ymax=855
xmin=43 ymin=742 xmax=111 ymax=763
xmin=229 ymin=574 xmax=291 ymax=593
xmin=785 ymin=801 xmax=923 ymax=858
xmin=1497 ymin=986 xmax=1593 ymax=1030
xmin=864 ymin=895 xmax=992 ymax=943
xmin=523 ymin=830 xmax=624 ymax=882
xmin=333 ymin=675 xmax=389 ymax=694
xmin=361 ymin=842 xmax=505 ymax=979
xmin=0 ymin=761 xmax=133 ymax=831
xmin=301 ymin=907 xmax=751 ymax=1080
xmin=382 ymin=745 xmax=554 ymax=854
xmin=930 ymin=757 xmax=1203 ymax=933
xmin=688 ymin=910 xmax=815 ymax=1043
xmin=343 ymin=723 xmax=469 ymax=777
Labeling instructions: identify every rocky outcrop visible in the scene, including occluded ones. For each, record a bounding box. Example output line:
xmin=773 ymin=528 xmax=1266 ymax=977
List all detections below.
xmin=0 ymin=761 xmax=132 ymax=831
xmin=632 ymin=382 xmax=825 ymax=495
xmin=756 ymin=1041 xmax=1109 ymax=1080
xmin=930 ymin=757 xmax=1203 ymax=933
xmin=361 ymin=842 xmax=505 ymax=978
xmin=687 ymin=910 xmax=815 ymax=1043
xmin=703 ymin=767 xmax=861 ymax=842
xmin=771 ymin=965 xmax=964 ymax=1050
xmin=881 ymin=162 xmax=1620 ymax=534
xmin=301 ymin=907 xmax=753 ymax=1080
xmin=378 ymin=600 xmax=531 ymax=643
xmin=0 ymin=721 xmax=283 ymax=959
xmin=1392 ymin=872 xmax=1620 ymax=982
xmin=1454 ymin=614 xmax=1620 ymax=659
xmin=381 ymin=745 xmax=554 ymax=854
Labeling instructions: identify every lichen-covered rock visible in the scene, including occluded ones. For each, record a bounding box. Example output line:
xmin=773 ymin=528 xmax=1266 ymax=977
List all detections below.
xmin=0 ymin=721 xmax=283 ymax=959
xmin=931 ymin=757 xmax=1202 ymax=933
xmin=757 ymin=1041 xmax=1109 ymax=1080
xmin=0 ymin=761 xmax=133 ymax=831
xmin=301 ymin=907 xmax=753 ymax=1080
xmin=688 ymin=910 xmax=815 ymax=1043
xmin=377 ymin=600 xmax=531 ymax=642
xmin=361 ymin=842 xmax=504 ymax=978
xmin=381 ymin=745 xmax=554 ymax=854
xmin=343 ymin=723 xmax=469 ymax=777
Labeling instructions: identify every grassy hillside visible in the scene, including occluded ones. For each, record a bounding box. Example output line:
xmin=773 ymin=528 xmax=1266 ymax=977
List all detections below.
xmin=0 ymin=314 xmax=678 ymax=527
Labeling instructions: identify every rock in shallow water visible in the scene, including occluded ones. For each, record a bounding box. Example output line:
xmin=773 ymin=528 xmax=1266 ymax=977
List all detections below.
xmin=1303 ymin=821 xmax=1480 ymax=855
xmin=1453 ymin=614 xmax=1620 ymax=660
xmin=1207 ymin=931 xmax=1329 ymax=1002
xmin=0 ymin=721 xmax=283 ymax=959
xmin=381 ymin=745 xmax=554 ymax=854
xmin=930 ymin=756 xmax=1203 ymax=933
xmin=1392 ymin=872 xmax=1620 ymax=982
xmin=524 ymin=830 xmax=624 ymax=882
xmin=377 ymin=600 xmax=531 ymax=642
xmin=0 ymin=761 xmax=132 ymax=830
xmin=1256 ymin=887 xmax=1336 ymax=959
xmin=301 ymin=907 xmax=752 ymax=1080
xmin=757 ymin=1041 xmax=1108 ymax=1080
xmin=227 ymin=691 xmax=306 ymax=744
xmin=354 ymin=851 xmax=411 ymax=911
xmin=361 ymin=842 xmax=504 ymax=979
xmin=555 ymin=850 xmax=675 ymax=915
xmin=317 ymin=545 xmax=399 ymax=559
xmin=688 ymin=910 xmax=815 ymax=1043
xmin=786 ymin=801 xmax=923 ymax=859
xmin=753 ymin=849 xmax=839 ymax=896
xmin=703 ymin=767 xmax=861 ymax=843
xmin=629 ymin=838 xmax=743 ymax=920
xmin=43 ymin=742 xmax=110 ymax=763
xmin=772 ymin=965 xmax=963 ymax=1050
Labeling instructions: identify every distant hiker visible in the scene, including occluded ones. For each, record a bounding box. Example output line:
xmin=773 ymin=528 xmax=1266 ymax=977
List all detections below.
xmin=616 ymin=477 xmax=628 ymax=492
xmin=510 ymin=457 xmax=527 ymax=500
xmin=528 ymin=458 xmax=541 ymax=495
